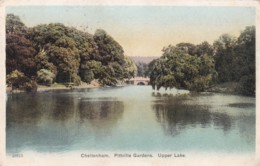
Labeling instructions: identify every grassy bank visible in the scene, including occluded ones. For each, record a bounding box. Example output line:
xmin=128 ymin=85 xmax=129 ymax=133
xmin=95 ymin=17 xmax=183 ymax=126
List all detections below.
xmin=7 ymin=80 xmax=100 ymax=93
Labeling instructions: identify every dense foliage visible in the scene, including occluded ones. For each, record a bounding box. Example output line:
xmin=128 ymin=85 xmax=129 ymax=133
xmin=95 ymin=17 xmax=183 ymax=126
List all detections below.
xmin=150 ymin=45 xmax=216 ymax=91
xmin=213 ymin=26 xmax=255 ymax=95
xmin=6 ymin=14 xmax=255 ymax=95
xmin=149 ymin=26 xmax=255 ymax=95
xmin=37 ymin=69 xmax=56 ymax=85
xmin=136 ymin=62 xmax=149 ymax=77
xmin=6 ymin=14 xmax=137 ymax=90
xmin=6 ymin=70 xmax=37 ymax=92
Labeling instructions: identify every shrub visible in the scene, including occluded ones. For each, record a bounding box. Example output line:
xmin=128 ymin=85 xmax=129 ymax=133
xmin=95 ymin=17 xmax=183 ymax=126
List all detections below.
xmin=7 ymin=70 xmax=38 ymax=91
xmin=37 ymin=69 xmax=56 ymax=86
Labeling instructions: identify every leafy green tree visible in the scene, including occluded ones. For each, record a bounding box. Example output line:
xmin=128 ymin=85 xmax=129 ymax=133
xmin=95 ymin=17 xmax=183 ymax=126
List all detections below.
xmin=47 ymin=44 xmax=80 ymax=83
xmin=150 ymin=46 xmax=216 ymax=91
xmin=93 ymin=29 xmax=126 ymax=85
xmin=37 ymin=69 xmax=55 ymax=85
xmin=34 ymin=49 xmax=57 ymax=76
xmin=80 ymin=60 xmax=102 ymax=83
xmin=29 ymin=24 xmax=81 ymax=83
xmin=194 ymin=41 xmax=213 ymax=56
xmin=6 ymin=34 xmax=37 ymax=77
xmin=212 ymin=26 xmax=255 ymax=95
xmin=6 ymin=14 xmax=27 ymax=35
xmin=28 ymin=23 xmax=67 ymax=51
xmin=94 ymin=29 xmax=125 ymax=65
xmin=233 ymin=26 xmax=255 ymax=95
xmin=146 ymin=59 xmax=158 ymax=80
xmin=67 ymin=27 xmax=100 ymax=84
xmin=123 ymin=56 xmax=137 ymax=78
xmin=7 ymin=70 xmax=37 ymax=91
xmin=176 ymin=42 xmax=213 ymax=56
xmin=99 ymin=66 xmax=118 ymax=86
xmin=6 ymin=14 xmax=37 ymax=77
xmin=136 ymin=62 xmax=148 ymax=77
xmin=6 ymin=14 xmax=38 ymax=92
xmin=176 ymin=43 xmax=196 ymax=55
xmin=213 ymin=34 xmax=236 ymax=82
xmin=66 ymin=27 xmax=99 ymax=61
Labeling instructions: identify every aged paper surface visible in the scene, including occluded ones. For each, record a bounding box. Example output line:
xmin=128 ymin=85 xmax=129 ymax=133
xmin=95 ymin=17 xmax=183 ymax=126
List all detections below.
xmin=0 ymin=0 xmax=259 ymax=165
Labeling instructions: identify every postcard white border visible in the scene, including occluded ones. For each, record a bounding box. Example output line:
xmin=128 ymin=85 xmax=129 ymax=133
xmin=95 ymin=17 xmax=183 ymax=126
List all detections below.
xmin=0 ymin=0 xmax=259 ymax=165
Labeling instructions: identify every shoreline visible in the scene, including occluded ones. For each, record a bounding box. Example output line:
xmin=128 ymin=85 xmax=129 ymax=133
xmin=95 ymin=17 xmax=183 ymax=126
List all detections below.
xmin=6 ymin=81 xmax=101 ymax=94
xmin=6 ymin=82 xmax=255 ymax=97
xmin=38 ymin=83 xmax=100 ymax=92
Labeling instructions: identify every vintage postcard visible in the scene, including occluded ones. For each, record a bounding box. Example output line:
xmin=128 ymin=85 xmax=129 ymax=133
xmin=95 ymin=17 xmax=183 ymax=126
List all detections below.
xmin=0 ymin=0 xmax=259 ymax=165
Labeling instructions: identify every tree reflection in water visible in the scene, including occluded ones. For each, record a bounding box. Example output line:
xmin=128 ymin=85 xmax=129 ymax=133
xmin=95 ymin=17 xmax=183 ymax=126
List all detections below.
xmin=78 ymin=97 xmax=124 ymax=131
xmin=6 ymin=93 xmax=125 ymax=153
xmin=152 ymin=93 xmax=232 ymax=136
xmin=7 ymin=93 xmax=46 ymax=126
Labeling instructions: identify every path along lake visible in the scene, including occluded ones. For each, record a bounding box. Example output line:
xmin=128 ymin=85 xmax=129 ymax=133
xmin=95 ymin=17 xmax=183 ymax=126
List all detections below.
xmin=6 ymin=86 xmax=255 ymax=154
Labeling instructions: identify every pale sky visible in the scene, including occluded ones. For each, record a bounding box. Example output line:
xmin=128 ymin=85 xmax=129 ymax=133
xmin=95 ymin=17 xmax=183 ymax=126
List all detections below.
xmin=6 ymin=6 xmax=255 ymax=57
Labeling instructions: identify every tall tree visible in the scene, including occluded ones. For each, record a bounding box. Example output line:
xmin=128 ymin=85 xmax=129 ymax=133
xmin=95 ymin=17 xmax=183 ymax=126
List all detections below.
xmin=93 ymin=29 xmax=126 ymax=85
xmin=149 ymin=46 xmax=216 ymax=91
xmin=29 ymin=23 xmax=81 ymax=83
xmin=176 ymin=43 xmax=196 ymax=55
xmin=212 ymin=26 xmax=255 ymax=95
xmin=194 ymin=41 xmax=214 ymax=56
xmin=94 ymin=29 xmax=125 ymax=65
xmin=123 ymin=56 xmax=137 ymax=79
xmin=6 ymin=14 xmax=37 ymax=77
xmin=6 ymin=14 xmax=27 ymax=35
xmin=234 ymin=26 xmax=255 ymax=95
xmin=213 ymin=34 xmax=236 ymax=82
xmin=136 ymin=62 xmax=148 ymax=77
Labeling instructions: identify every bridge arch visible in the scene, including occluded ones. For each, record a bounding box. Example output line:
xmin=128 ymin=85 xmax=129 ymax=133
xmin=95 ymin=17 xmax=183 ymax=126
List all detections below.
xmin=137 ymin=81 xmax=146 ymax=85
xmin=125 ymin=77 xmax=150 ymax=85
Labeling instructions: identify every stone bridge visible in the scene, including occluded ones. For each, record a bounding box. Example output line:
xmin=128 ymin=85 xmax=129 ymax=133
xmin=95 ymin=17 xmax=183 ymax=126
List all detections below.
xmin=125 ymin=77 xmax=150 ymax=85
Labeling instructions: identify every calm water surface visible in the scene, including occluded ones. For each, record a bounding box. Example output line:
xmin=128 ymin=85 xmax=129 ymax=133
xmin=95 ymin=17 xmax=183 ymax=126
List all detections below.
xmin=6 ymin=86 xmax=255 ymax=154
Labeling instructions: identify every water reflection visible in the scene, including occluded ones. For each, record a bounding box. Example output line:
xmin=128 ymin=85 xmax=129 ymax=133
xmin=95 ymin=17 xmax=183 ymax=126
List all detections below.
xmin=236 ymin=115 xmax=255 ymax=144
xmin=79 ymin=98 xmax=124 ymax=120
xmin=152 ymin=94 xmax=232 ymax=136
xmin=78 ymin=98 xmax=124 ymax=127
xmin=51 ymin=96 xmax=79 ymax=120
xmin=6 ymin=93 xmax=124 ymax=153
xmin=6 ymin=93 xmax=43 ymax=126
xmin=6 ymin=87 xmax=255 ymax=153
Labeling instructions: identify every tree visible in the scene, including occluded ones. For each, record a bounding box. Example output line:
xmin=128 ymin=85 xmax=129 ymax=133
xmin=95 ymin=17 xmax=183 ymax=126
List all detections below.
xmin=99 ymin=66 xmax=118 ymax=86
xmin=67 ymin=27 xmax=100 ymax=84
xmin=149 ymin=46 xmax=216 ymax=91
xmin=29 ymin=24 xmax=81 ymax=83
xmin=213 ymin=34 xmax=236 ymax=82
xmin=6 ymin=14 xmax=27 ymax=35
xmin=123 ymin=56 xmax=137 ymax=79
xmin=34 ymin=49 xmax=57 ymax=76
xmin=6 ymin=70 xmax=37 ymax=91
xmin=6 ymin=14 xmax=37 ymax=77
xmin=37 ymin=69 xmax=56 ymax=85
xmin=47 ymin=44 xmax=80 ymax=83
xmin=93 ymin=29 xmax=126 ymax=85
xmin=94 ymin=29 xmax=125 ymax=65
xmin=6 ymin=34 xmax=37 ymax=77
xmin=176 ymin=43 xmax=196 ymax=55
xmin=234 ymin=26 xmax=255 ymax=95
xmin=213 ymin=26 xmax=255 ymax=96
xmin=194 ymin=41 xmax=213 ymax=56
xmin=80 ymin=60 xmax=102 ymax=83
xmin=136 ymin=62 xmax=148 ymax=77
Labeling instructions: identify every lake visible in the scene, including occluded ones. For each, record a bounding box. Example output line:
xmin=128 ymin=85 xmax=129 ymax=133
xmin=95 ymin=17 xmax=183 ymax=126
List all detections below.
xmin=6 ymin=85 xmax=255 ymax=154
